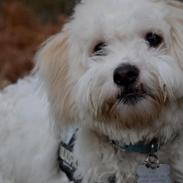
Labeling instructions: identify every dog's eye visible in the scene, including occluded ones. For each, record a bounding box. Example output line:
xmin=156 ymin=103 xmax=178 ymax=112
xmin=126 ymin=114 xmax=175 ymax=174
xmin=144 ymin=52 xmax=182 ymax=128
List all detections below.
xmin=93 ymin=42 xmax=107 ymax=56
xmin=145 ymin=32 xmax=163 ymax=48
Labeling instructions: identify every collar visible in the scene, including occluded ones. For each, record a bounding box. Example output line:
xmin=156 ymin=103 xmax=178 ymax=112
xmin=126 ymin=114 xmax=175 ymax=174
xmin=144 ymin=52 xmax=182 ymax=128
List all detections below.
xmin=111 ymin=138 xmax=160 ymax=154
xmin=110 ymin=132 xmax=179 ymax=154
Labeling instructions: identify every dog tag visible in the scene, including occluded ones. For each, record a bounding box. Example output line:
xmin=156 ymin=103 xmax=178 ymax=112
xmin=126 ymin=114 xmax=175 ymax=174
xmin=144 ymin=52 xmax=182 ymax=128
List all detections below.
xmin=137 ymin=164 xmax=171 ymax=183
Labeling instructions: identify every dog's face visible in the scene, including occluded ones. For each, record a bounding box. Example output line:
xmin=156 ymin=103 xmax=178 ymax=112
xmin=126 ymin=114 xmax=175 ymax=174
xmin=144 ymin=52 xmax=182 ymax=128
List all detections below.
xmin=38 ymin=0 xmax=183 ymax=140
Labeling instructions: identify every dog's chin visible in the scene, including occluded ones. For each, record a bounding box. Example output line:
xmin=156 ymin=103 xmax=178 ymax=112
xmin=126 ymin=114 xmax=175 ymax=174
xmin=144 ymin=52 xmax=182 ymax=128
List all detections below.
xmin=95 ymin=85 xmax=164 ymax=129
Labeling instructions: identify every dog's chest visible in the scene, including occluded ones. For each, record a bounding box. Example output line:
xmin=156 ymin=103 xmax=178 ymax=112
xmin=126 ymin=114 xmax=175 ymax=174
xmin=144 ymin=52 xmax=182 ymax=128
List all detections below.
xmin=73 ymin=130 xmax=181 ymax=183
xmin=80 ymin=150 xmax=172 ymax=183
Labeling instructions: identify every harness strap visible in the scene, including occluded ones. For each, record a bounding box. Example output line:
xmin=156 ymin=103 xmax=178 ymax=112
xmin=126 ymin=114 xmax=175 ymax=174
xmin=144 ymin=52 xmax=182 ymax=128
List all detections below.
xmin=58 ymin=129 xmax=82 ymax=182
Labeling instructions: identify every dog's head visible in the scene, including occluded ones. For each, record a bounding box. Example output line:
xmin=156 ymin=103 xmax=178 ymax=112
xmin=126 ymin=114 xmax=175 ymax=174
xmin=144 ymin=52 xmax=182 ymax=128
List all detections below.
xmin=37 ymin=0 xmax=183 ymax=141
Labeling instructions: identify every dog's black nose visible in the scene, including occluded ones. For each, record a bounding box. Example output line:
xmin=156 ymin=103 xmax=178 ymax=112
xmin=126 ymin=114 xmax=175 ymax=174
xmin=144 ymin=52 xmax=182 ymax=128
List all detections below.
xmin=113 ymin=64 xmax=139 ymax=87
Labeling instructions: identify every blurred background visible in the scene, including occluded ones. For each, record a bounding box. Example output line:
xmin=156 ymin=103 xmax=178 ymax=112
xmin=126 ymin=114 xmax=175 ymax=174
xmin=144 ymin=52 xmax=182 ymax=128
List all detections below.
xmin=0 ymin=0 xmax=78 ymax=89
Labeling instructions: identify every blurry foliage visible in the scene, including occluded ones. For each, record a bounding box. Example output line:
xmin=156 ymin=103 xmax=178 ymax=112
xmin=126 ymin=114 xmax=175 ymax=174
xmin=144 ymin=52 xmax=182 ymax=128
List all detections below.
xmin=0 ymin=0 xmax=68 ymax=88
xmin=0 ymin=0 xmax=78 ymax=22
xmin=23 ymin=0 xmax=76 ymax=19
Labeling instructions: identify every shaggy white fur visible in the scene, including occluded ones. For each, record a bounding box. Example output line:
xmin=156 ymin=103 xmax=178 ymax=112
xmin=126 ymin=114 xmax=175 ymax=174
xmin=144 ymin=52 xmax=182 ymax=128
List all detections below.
xmin=0 ymin=75 xmax=69 ymax=183
xmin=36 ymin=0 xmax=183 ymax=182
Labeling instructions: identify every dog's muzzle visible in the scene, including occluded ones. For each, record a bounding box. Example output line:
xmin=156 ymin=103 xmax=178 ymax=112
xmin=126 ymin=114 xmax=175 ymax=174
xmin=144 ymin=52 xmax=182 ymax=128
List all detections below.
xmin=113 ymin=63 xmax=146 ymax=105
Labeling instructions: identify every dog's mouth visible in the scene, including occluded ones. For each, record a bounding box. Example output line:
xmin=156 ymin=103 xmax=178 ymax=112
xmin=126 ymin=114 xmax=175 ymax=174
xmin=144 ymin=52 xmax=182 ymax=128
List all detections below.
xmin=117 ymin=85 xmax=147 ymax=105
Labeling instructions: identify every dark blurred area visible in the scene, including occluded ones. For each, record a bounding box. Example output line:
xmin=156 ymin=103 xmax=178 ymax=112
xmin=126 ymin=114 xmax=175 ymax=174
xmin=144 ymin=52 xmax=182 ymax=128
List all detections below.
xmin=0 ymin=0 xmax=77 ymax=89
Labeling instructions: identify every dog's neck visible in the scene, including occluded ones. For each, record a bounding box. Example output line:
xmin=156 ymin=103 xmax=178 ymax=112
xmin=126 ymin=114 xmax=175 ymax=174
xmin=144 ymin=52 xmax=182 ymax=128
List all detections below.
xmin=90 ymin=124 xmax=180 ymax=155
xmin=61 ymin=126 xmax=179 ymax=156
xmin=89 ymin=120 xmax=181 ymax=155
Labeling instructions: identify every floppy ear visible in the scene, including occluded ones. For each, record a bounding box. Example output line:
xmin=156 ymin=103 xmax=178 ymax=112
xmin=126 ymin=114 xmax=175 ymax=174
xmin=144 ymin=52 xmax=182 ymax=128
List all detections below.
xmin=166 ymin=0 xmax=183 ymax=64
xmin=36 ymin=32 xmax=78 ymax=131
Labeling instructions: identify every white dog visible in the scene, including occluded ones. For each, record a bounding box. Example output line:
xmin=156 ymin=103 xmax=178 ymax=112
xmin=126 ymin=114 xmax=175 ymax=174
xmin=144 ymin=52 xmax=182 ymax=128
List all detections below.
xmin=37 ymin=0 xmax=183 ymax=182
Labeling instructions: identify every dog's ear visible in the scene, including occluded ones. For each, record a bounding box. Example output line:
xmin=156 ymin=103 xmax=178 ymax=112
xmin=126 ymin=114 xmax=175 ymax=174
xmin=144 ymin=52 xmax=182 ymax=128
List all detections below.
xmin=166 ymin=0 xmax=183 ymax=63
xmin=36 ymin=32 xmax=77 ymax=132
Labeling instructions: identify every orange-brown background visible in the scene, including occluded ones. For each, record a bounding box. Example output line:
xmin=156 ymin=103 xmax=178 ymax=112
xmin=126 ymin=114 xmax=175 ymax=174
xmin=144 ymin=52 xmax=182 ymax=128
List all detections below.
xmin=0 ymin=0 xmax=75 ymax=88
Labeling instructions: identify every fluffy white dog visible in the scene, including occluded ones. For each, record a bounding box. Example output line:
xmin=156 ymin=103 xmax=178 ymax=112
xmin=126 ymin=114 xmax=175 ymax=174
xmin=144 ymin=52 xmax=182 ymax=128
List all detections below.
xmin=37 ymin=0 xmax=183 ymax=182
